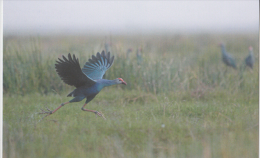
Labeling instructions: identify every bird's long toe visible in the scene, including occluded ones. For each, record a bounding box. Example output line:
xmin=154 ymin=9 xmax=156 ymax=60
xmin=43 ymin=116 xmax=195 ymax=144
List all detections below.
xmin=39 ymin=107 xmax=53 ymax=115
xmin=95 ymin=111 xmax=106 ymax=120
xmin=38 ymin=109 xmax=53 ymax=121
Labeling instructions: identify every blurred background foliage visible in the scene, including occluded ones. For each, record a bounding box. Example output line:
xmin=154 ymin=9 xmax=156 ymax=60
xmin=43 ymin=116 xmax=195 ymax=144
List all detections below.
xmin=3 ymin=33 xmax=258 ymax=97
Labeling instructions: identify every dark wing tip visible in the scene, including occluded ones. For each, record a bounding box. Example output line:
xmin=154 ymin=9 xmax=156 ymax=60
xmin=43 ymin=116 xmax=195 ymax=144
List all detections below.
xmin=68 ymin=53 xmax=72 ymax=61
xmin=106 ymin=52 xmax=110 ymax=59
xmin=101 ymin=50 xmax=105 ymax=57
xmin=110 ymin=55 xmax=115 ymax=65
xmin=91 ymin=54 xmax=98 ymax=63
xmin=96 ymin=52 xmax=102 ymax=60
xmin=62 ymin=55 xmax=69 ymax=62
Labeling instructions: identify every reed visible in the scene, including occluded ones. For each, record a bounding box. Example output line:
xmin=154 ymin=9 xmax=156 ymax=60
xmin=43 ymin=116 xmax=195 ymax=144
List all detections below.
xmin=3 ymin=34 xmax=258 ymax=97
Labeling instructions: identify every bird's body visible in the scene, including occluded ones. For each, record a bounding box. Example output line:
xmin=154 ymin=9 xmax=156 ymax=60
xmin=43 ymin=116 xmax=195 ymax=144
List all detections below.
xmin=220 ymin=43 xmax=237 ymax=69
xmin=67 ymin=79 xmax=120 ymax=98
xmin=40 ymin=51 xmax=126 ymax=119
xmin=67 ymin=83 xmax=100 ymax=98
xmin=245 ymin=46 xmax=254 ymax=69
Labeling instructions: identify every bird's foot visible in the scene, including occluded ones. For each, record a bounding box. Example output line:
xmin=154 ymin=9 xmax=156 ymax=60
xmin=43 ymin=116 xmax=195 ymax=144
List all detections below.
xmin=39 ymin=107 xmax=53 ymax=114
xmin=94 ymin=111 xmax=106 ymax=120
xmin=39 ymin=107 xmax=53 ymax=120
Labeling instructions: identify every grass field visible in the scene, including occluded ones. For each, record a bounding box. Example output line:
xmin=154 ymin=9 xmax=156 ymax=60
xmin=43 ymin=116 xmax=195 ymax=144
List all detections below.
xmin=3 ymin=33 xmax=259 ymax=157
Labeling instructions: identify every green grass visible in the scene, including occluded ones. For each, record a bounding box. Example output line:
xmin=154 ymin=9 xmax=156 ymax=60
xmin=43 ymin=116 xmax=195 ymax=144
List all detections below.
xmin=3 ymin=33 xmax=259 ymax=157
xmin=3 ymin=89 xmax=258 ymax=157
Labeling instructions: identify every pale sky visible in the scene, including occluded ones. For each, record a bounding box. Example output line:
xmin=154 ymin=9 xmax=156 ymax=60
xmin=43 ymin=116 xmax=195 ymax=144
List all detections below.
xmin=3 ymin=1 xmax=259 ymax=35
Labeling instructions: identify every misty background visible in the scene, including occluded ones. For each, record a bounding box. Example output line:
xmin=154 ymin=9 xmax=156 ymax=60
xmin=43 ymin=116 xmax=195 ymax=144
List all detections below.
xmin=3 ymin=1 xmax=259 ymax=35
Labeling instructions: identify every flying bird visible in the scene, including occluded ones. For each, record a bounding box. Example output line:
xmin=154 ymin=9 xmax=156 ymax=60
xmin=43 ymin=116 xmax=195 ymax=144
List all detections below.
xmin=245 ymin=46 xmax=254 ymax=69
xmin=219 ymin=43 xmax=237 ymax=69
xmin=40 ymin=51 xmax=127 ymax=119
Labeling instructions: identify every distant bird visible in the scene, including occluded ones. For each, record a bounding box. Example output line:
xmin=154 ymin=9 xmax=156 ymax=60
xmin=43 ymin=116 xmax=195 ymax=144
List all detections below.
xmin=126 ymin=48 xmax=133 ymax=58
xmin=219 ymin=43 xmax=237 ymax=69
xmin=245 ymin=46 xmax=254 ymax=69
xmin=40 ymin=51 xmax=127 ymax=119
xmin=136 ymin=47 xmax=143 ymax=65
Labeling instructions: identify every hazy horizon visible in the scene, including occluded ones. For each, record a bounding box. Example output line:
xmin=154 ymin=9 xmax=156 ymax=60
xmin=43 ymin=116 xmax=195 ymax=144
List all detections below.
xmin=4 ymin=1 xmax=259 ymax=35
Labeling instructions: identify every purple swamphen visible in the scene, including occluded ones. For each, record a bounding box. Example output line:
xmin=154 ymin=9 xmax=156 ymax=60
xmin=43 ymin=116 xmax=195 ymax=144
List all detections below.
xmin=245 ymin=46 xmax=254 ymax=69
xmin=126 ymin=48 xmax=133 ymax=58
xmin=219 ymin=43 xmax=237 ymax=69
xmin=136 ymin=47 xmax=143 ymax=65
xmin=40 ymin=51 xmax=127 ymax=119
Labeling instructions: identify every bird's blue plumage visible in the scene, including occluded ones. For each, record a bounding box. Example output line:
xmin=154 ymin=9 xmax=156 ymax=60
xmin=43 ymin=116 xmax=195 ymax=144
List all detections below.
xmin=136 ymin=48 xmax=143 ymax=65
xmin=40 ymin=51 xmax=126 ymax=119
xmin=55 ymin=51 xmax=126 ymax=104
xmin=82 ymin=51 xmax=114 ymax=80
xmin=220 ymin=44 xmax=237 ymax=69
xmin=245 ymin=47 xmax=254 ymax=69
xmin=67 ymin=79 xmax=120 ymax=103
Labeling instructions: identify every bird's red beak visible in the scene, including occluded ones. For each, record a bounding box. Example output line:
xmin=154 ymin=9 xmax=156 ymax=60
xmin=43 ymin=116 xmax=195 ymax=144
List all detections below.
xmin=122 ymin=81 xmax=127 ymax=85
xmin=118 ymin=78 xmax=127 ymax=85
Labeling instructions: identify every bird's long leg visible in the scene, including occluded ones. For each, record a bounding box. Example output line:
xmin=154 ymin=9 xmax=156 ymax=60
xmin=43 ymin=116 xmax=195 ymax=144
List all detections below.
xmin=81 ymin=103 xmax=106 ymax=120
xmin=39 ymin=102 xmax=70 ymax=120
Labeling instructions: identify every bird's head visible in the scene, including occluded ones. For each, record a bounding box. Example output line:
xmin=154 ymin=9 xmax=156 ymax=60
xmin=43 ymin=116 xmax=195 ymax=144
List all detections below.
xmin=218 ymin=43 xmax=224 ymax=47
xmin=115 ymin=78 xmax=127 ymax=85
xmin=127 ymin=48 xmax=133 ymax=53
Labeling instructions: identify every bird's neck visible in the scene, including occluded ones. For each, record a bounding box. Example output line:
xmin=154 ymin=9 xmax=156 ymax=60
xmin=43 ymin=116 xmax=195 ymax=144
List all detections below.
xmin=221 ymin=46 xmax=226 ymax=54
xmin=101 ymin=79 xmax=118 ymax=87
xmin=250 ymin=50 xmax=254 ymax=56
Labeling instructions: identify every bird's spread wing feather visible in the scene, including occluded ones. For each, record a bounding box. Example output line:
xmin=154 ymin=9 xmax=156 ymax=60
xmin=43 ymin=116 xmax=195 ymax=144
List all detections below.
xmin=55 ymin=53 xmax=96 ymax=88
xmin=82 ymin=51 xmax=114 ymax=80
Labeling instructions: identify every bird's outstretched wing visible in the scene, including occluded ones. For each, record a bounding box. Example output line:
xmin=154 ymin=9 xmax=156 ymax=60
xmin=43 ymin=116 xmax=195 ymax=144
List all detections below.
xmin=82 ymin=51 xmax=114 ymax=80
xmin=55 ymin=53 xmax=96 ymax=88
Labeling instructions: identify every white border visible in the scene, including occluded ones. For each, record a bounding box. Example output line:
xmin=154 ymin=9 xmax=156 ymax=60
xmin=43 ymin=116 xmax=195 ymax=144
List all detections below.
xmin=0 ymin=0 xmax=3 ymax=157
